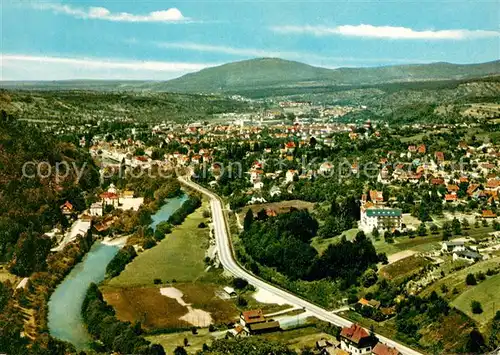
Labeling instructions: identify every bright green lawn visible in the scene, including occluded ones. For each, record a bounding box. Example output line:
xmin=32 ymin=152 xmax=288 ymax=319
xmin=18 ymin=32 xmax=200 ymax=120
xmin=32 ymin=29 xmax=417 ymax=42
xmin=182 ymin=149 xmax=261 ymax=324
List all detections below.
xmin=452 ymin=273 xmax=500 ymax=325
xmin=108 ymin=201 xmax=210 ymax=287
xmin=420 ymin=257 xmax=500 ymax=301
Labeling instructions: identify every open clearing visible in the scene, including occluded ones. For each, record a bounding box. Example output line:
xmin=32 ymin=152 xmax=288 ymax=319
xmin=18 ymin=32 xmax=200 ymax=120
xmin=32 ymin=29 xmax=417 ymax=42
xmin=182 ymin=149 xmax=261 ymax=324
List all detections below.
xmin=146 ymin=327 xmax=222 ymax=354
xmin=102 ymin=286 xmax=192 ymax=329
xmin=102 ymin=283 xmax=239 ymax=329
xmin=160 ymin=287 xmax=213 ymax=327
xmin=311 ymin=228 xmax=359 ymax=254
xmin=452 ymin=273 xmax=500 ymax=325
xmin=380 ymin=254 xmax=430 ymax=281
xmin=238 ymin=200 xmax=315 ymax=220
xmin=420 ymin=256 xmax=500 ymax=301
xmin=146 ymin=324 xmax=331 ymax=354
xmin=108 ymin=201 xmax=209 ymax=287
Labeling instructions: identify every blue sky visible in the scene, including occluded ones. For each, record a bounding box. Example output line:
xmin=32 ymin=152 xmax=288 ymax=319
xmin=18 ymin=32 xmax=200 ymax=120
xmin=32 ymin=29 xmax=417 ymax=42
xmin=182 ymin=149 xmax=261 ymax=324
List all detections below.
xmin=1 ymin=0 xmax=499 ymax=80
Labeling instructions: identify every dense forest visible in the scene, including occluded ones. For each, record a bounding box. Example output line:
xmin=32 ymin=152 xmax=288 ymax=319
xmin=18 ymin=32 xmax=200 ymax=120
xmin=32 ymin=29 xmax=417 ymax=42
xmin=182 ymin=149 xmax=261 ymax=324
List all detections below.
xmin=242 ymin=208 xmax=382 ymax=287
xmin=0 ymin=110 xmax=100 ymax=275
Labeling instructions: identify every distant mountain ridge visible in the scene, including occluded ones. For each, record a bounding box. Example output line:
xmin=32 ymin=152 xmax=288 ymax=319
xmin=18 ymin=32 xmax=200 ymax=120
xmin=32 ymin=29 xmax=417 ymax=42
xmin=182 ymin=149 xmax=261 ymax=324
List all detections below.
xmin=1 ymin=58 xmax=499 ymax=93
xmin=156 ymin=58 xmax=500 ymax=93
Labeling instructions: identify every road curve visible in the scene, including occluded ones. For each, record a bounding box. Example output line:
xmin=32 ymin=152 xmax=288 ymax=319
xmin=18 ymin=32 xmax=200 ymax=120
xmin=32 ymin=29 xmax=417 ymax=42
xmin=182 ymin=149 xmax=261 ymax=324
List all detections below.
xmin=179 ymin=176 xmax=422 ymax=355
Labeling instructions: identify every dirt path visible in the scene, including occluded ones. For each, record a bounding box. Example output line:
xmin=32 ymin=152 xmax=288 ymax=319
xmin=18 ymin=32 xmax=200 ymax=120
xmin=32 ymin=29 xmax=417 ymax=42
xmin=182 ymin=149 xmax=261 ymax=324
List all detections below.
xmin=160 ymin=287 xmax=213 ymax=327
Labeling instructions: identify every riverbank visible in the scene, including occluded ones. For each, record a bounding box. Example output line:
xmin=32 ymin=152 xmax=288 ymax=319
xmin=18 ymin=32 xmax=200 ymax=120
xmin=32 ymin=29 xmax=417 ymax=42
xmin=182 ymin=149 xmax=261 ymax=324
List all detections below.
xmin=48 ymin=194 xmax=187 ymax=350
xmin=47 ymin=242 xmax=121 ymax=349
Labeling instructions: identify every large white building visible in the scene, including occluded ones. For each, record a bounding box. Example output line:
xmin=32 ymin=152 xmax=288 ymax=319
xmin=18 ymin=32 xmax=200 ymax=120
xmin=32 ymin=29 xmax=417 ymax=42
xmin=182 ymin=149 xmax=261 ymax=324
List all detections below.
xmin=360 ymin=206 xmax=402 ymax=233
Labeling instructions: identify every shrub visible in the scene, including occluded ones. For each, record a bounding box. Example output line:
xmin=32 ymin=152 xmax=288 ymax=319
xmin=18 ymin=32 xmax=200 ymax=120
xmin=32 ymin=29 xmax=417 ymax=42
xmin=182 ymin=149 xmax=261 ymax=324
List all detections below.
xmin=466 ymin=273 xmax=477 ymax=286
xmin=142 ymin=238 xmax=156 ymax=250
xmin=237 ymin=296 xmax=248 ymax=307
xmin=153 ymin=278 xmax=162 ymax=285
xmin=471 ymin=300 xmax=483 ymax=314
xmin=232 ymin=277 xmax=249 ymax=290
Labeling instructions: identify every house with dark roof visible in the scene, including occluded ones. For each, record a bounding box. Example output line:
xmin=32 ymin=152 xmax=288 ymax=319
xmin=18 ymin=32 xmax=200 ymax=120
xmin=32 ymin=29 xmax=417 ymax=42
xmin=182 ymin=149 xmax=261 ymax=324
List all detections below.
xmin=453 ymin=249 xmax=482 ymax=263
xmin=340 ymin=324 xmax=376 ymax=355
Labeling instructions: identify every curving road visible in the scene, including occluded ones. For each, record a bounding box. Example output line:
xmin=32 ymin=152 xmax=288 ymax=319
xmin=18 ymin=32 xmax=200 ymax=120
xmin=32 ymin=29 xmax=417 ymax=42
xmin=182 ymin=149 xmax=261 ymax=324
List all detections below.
xmin=179 ymin=176 xmax=422 ymax=355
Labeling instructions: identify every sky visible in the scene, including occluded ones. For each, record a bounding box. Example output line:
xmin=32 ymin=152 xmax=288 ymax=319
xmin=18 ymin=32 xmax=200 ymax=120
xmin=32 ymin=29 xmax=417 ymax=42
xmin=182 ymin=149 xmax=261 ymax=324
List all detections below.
xmin=1 ymin=0 xmax=499 ymax=80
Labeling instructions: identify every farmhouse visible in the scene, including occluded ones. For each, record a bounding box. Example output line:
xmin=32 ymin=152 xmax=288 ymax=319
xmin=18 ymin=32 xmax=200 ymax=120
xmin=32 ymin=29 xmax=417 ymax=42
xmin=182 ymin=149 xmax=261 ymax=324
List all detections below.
xmin=238 ymin=309 xmax=280 ymax=334
xmin=339 ymin=323 xmax=376 ymax=355
xmin=240 ymin=309 xmax=265 ymax=327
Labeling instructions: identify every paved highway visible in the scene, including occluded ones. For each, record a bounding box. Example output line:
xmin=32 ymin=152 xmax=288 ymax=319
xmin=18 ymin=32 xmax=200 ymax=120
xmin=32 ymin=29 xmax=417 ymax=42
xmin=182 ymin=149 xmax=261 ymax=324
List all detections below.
xmin=179 ymin=176 xmax=423 ymax=355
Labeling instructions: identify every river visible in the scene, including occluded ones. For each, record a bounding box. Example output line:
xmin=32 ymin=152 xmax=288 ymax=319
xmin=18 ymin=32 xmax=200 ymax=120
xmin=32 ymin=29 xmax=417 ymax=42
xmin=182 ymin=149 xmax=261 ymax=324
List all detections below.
xmin=47 ymin=193 xmax=187 ymax=349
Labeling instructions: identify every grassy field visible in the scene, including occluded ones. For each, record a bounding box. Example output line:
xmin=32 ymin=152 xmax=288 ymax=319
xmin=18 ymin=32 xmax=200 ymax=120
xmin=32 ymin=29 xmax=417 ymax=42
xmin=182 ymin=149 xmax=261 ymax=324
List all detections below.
xmin=380 ymin=255 xmax=431 ymax=281
xmin=420 ymin=256 xmax=500 ymax=301
xmin=373 ymin=234 xmax=443 ymax=256
xmin=146 ymin=328 xmax=221 ymax=354
xmin=108 ymin=201 xmax=210 ymax=287
xmin=103 ymin=199 xmax=289 ymax=333
xmin=102 ymin=285 xmax=193 ymax=330
xmin=146 ymin=324 xmax=333 ymax=354
xmin=258 ymin=326 xmax=335 ymax=352
xmin=452 ymin=274 xmax=500 ymax=325
xmin=311 ymin=228 xmax=359 ymax=254
xmin=102 ymin=282 xmax=240 ymax=330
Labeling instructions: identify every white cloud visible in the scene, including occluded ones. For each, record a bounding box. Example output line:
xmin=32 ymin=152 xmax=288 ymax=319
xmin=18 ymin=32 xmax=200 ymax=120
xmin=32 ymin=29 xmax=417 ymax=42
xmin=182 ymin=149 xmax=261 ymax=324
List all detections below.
xmin=271 ymin=24 xmax=500 ymax=40
xmin=35 ymin=3 xmax=188 ymax=22
xmin=0 ymin=54 xmax=215 ymax=80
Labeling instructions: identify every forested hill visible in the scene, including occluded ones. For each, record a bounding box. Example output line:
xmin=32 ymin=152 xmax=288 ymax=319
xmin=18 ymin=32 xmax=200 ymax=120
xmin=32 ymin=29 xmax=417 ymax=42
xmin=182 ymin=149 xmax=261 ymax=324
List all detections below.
xmin=1 ymin=58 xmax=498 ymax=94
xmin=0 ymin=109 xmax=99 ymax=276
xmin=156 ymin=58 xmax=500 ymax=93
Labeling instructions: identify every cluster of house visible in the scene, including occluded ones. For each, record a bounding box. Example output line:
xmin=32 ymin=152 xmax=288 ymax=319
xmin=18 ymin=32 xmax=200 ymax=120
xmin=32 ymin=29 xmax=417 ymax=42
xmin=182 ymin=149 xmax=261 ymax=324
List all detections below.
xmin=56 ymin=183 xmax=144 ymax=245
xmin=91 ymin=183 xmax=144 ymax=216
xmin=377 ymin=142 xmax=499 ymax=207
xmin=228 ymin=315 xmax=401 ymax=355
xmin=441 ymin=240 xmax=483 ymax=263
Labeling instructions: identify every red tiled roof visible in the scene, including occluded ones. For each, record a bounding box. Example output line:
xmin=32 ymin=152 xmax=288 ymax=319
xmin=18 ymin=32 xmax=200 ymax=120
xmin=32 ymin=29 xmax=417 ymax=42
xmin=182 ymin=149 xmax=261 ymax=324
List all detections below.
xmin=370 ymin=190 xmax=384 ymax=202
xmin=482 ymin=210 xmax=497 ymax=218
xmin=431 ymin=178 xmax=445 ymax=185
xmin=435 ymin=152 xmax=445 ymax=161
xmin=467 ymin=184 xmax=480 ymax=195
xmin=60 ymin=201 xmax=73 ymax=210
xmin=241 ymin=309 xmax=265 ymax=324
xmin=340 ymin=324 xmax=370 ymax=344
xmin=100 ymin=192 xmax=118 ymax=199
xmin=372 ymin=343 xmax=401 ymax=355
xmin=445 ymin=194 xmax=458 ymax=202
xmin=486 ymin=179 xmax=500 ymax=189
